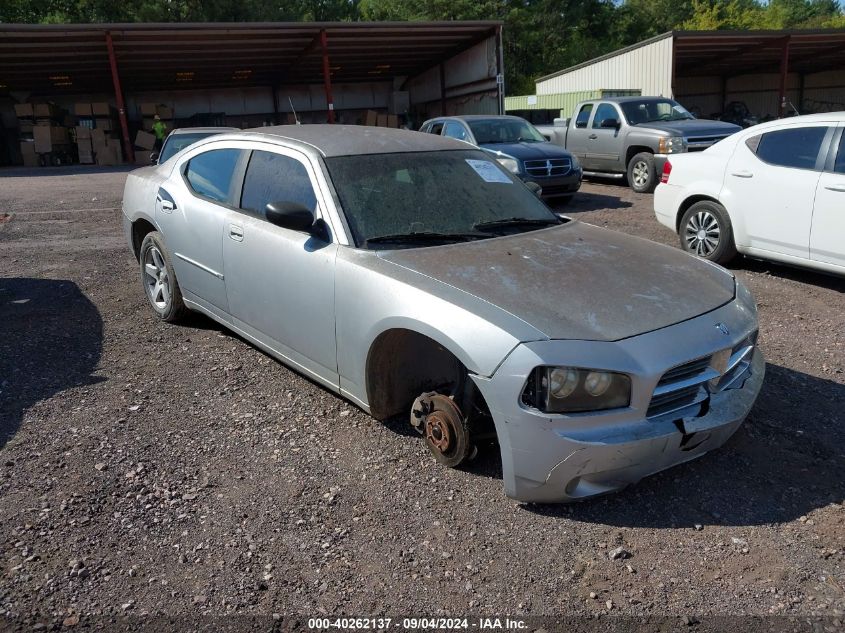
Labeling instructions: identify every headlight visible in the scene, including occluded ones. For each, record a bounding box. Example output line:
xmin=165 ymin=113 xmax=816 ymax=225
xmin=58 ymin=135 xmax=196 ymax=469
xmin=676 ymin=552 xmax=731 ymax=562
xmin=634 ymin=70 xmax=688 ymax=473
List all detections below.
xmin=569 ymin=154 xmax=581 ymax=171
xmin=496 ymin=157 xmax=520 ymax=173
xmin=522 ymin=366 xmax=631 ymax=413
xmin=658 ymin=136 xmax=686 ymax=154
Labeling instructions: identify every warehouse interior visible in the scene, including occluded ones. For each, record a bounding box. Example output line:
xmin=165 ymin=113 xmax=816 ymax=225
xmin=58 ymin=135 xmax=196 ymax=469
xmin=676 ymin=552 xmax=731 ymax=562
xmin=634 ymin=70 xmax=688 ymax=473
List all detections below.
xmin=0 ymin=21 xmax=504 ymax=167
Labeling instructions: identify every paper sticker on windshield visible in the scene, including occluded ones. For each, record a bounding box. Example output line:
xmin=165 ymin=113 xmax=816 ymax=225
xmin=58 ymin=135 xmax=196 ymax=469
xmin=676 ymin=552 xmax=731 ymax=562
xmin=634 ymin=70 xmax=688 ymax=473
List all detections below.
xmin=465 ymin=159 xmax=513 ymax=184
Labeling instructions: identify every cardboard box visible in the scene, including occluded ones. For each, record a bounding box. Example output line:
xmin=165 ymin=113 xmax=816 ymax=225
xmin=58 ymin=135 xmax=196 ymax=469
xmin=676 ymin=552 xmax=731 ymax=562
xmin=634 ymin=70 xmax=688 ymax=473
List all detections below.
xmin=91 ymin=128 xmax=106 ymax=145
xmin=134 ymin=129 xmax=156 ymax=151
xmin=75 ymin=126 xmax=91 ymax=140
xmin=376 ymin=114 xmax=388 ymax=128
xmin=14 ymin=103 xmax=34 ymax=118
xmin=34 ymin=103 xmax=62 ymax=119
xmin=20 ymin=141 xmax=39 ymax=166
xmin=95 ymin=118 xmax=113 ymax=131
xmin=156 ymin=105 xmax=173 ymax=119
xmin=91 ymin=102 xmax=112 ymax=117
xmin=387 ymin=114 xmax=399 ymax=129
xmin=19 ymin=121 xmax=34 ymax=134
xmin=363 ymin=110 xmax=378 ymax=126
xmin=77 ymin=138 xmax=94 ymax=164
xmin=33 ymin=125 xmax=68 ymax=153
xmin=135 ymin=151 xmax=153 ymax=166
xmin=74 ymin=103 xmax=92 ymax=117
xmin=142 ymin=118 xmax=154 ymax=131
xmin=140 ymin=103 xmax=157 ymax=116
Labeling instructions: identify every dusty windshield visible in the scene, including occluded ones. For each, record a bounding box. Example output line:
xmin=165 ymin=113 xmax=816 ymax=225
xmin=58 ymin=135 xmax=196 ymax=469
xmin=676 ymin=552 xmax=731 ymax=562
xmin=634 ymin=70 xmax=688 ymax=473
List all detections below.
xmin=324 ymin=150 xmax=562 ymax=249
xmin=467 ymin=119 xmax=547 ymax=144
xmin=620 ymin=100 xmax=695 ymax=125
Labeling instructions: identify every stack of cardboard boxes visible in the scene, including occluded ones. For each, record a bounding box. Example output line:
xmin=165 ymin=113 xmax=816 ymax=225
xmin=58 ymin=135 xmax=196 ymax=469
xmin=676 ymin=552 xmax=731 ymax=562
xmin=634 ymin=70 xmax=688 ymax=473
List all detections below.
xmin=362 ymin=110 xmax=400 ymax=128
xmin=134 ymin=103 xmax=173 ymax=164
xmin=73 ymin=102 xmax=123 ymax=166
xmin=15 ymin=102 xmax=71 ymax=166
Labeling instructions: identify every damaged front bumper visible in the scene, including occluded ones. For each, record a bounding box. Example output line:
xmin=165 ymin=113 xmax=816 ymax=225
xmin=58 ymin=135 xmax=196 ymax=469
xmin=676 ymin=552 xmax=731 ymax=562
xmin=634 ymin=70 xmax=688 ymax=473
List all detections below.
xmin=471 ymin=297 xmax=764 ymax=503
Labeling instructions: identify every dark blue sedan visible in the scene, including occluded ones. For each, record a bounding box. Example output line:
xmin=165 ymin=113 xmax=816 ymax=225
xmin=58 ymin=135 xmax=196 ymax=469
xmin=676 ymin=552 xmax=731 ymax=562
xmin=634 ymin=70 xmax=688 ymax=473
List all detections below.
xmin=420 ymin=115 xmax=582 ymax=201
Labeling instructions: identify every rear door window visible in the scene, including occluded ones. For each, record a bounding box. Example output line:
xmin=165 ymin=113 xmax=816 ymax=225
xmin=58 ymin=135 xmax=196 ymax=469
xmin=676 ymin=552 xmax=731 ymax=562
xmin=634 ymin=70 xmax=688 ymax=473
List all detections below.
xmin=443 ymin=121 xmax=469 ymax=142
xmin=575 ymin=104 xmax=593 ymax=129
xmin=752 ymin=127 xmax=828 ymax=170
xmin=240 ymin=150 xmax=318 ymax=217
xmin=592 ymin=103 xmax=618 ymax=128
xmin=185 ymin=148 xmax=241 ymax=204
xmin=833 ymin=132 xmax=845 ymax=174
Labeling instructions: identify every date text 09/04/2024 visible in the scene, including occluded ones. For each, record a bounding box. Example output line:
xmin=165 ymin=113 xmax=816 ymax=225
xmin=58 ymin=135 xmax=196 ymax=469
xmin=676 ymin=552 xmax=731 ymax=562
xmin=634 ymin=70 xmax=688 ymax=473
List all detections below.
xmin=307 ymin=618 xmax=527 ymax=630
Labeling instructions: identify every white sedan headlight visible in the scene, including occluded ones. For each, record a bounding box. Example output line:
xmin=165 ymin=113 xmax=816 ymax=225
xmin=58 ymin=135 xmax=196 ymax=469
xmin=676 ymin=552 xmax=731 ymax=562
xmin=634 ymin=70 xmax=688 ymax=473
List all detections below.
xmin=496 ymin=157 xmax=520 ymax=173
xmin=523 ymin=366 xmax=631 ymax=413
xmin=658 ymin=136 xmax=686 ymax=154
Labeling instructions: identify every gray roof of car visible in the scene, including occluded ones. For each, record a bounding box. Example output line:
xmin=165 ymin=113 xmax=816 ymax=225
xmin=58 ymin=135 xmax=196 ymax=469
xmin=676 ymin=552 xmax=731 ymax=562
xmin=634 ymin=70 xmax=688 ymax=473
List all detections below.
xmin=588 ymin=96 xmax=675 ymax=104
xmin=170 ymin=126 xmax=239 ymax=134
xmin=427 ymin=115 xmax=527 ymax=122
xmin=238 ymin=124 xmax=472 ymax=157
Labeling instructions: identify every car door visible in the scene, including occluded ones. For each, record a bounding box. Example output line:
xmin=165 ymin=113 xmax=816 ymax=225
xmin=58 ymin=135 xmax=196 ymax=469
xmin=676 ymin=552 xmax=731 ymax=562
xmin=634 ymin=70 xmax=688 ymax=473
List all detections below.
xmin=810 ymin=125 xmax=845 ymax=268
xmin=721 ymin=123 xmax=832 ymax=260
xmin=156 ymin=145 xmax=244 ymax=315
xmin=566 ymin=103 xmax=595 ymax=168
xmin=588 ymin=102 xmax=623 ymax=172
xmin=222 ymin=145 xmax=339 ymax=387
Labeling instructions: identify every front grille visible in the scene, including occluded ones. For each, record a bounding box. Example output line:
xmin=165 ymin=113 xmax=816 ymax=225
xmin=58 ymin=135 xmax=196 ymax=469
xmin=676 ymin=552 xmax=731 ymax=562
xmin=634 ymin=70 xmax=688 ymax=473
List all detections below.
xmin=647 ymin=384 xmax=708 ymax=419
xmin=524 ymin=158 xmax=571 ymax=177
xmin=647 ymin=355 xmax=715 ymax=419
xmin=685 ymin=135 xmax=732 ymax=152
xmin=657 ymin=356 xmax=711 ymax=387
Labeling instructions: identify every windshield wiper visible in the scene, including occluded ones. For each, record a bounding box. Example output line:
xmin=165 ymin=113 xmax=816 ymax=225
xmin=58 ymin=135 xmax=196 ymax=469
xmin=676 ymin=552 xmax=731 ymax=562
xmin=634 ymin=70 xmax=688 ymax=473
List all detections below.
xmin=366 ymin=231 xmax=489 ymax=246
xmin=473 ymin=217 xmax=561 ymax=232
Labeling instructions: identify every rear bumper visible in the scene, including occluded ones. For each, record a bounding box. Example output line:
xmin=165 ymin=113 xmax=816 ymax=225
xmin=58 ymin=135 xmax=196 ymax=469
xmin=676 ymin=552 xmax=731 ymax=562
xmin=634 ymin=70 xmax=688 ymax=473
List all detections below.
xmin=471 ymin=297 xmax=764 ymax=503
xmin=653 ymin=182 xmax=685 ymax=232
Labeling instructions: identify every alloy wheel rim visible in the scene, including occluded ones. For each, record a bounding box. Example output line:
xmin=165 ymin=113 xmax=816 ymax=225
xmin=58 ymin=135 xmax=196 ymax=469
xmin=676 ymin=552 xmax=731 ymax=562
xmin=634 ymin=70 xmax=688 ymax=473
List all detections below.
xmin=632 ymin=161 xmax=649 ymax=187
xmin=684 ymin=210 xmax=721 ymax=257
xmin=143 ymin=246 xmax=170 ymax=310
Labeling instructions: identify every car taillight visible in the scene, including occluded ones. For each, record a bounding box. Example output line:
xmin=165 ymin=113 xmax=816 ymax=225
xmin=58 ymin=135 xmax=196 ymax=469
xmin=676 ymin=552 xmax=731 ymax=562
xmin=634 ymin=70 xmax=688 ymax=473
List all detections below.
xmin=660 ymin=161 xmax=672 ymax=184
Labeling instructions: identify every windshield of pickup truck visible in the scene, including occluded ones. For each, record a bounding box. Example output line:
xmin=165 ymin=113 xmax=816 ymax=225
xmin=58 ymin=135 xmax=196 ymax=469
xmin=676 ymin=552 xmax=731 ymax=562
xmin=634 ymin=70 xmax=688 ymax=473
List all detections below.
xmin=620 ymin=99 xmax=695 ymax=125
xmin=467 ymin=119 xmax=547 ymax=144
xmin=324 ymin=150 xmax=561 ymax=249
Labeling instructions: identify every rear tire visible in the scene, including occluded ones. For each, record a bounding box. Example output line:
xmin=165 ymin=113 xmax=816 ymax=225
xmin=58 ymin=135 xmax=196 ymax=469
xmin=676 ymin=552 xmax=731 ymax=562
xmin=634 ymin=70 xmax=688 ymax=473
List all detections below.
xmin=679 ymin=201 xmax=737 ymax=265
xmin=139 ymin=231 xmax=188 ymax=322
xmin=627 ymin=152 xmax=657 ymax=193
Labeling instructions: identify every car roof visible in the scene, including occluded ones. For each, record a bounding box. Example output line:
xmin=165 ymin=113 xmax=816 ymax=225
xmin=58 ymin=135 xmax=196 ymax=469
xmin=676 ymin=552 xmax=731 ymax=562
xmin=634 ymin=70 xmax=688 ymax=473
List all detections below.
xmin=235 ymin=124 xmax=472 ymax=157
xmin=427 ymin=115 xmax=528 ymax=122
xmin=169 ymin=127 xmax=239 ymax=135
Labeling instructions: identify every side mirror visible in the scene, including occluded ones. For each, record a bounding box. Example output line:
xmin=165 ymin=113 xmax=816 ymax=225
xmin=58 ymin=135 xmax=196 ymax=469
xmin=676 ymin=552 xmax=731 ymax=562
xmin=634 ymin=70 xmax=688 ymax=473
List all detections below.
xmin=525 ymin=181 xmax=543 ymax=198
xmin=599 ymin=118 xmax=620 ymax=129
xmin=150 ymin=152 xmax=159 ymax=164
xmin=265 ymin=201 xmax=315 ymax=232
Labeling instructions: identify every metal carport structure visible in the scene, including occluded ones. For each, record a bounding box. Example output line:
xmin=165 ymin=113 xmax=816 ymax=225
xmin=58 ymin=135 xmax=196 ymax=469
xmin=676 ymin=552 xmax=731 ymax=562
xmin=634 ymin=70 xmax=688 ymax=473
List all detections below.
xmin=0 ymin=21 xmax=504 ymax=163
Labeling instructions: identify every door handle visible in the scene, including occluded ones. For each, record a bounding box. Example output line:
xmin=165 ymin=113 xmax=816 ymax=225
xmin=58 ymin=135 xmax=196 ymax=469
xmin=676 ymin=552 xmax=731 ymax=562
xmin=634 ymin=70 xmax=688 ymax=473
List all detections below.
xmin=157 ymin=187 xmax=177 ymax=212
xmin=229 ymin=224 xmax=244 ymax=242
xmin=824 ymin=184 xmax=845 ymax=192
xmin=731 ymin=170 xmax=753 ymax=178
xmin=588 ymin=134 xmax=598 ymax=140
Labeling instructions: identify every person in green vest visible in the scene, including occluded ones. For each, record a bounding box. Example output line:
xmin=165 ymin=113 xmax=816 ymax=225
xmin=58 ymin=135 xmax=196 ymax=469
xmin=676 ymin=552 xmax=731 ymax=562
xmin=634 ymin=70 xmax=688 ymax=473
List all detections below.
xmin=152 ymin=115 xmax=167 ymax=152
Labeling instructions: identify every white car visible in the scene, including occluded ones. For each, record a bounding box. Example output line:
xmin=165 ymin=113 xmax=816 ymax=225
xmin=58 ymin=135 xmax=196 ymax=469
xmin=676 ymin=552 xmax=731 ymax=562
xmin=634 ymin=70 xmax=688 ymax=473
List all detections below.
xmin=654 ymin=113 xmax=845 ymax=276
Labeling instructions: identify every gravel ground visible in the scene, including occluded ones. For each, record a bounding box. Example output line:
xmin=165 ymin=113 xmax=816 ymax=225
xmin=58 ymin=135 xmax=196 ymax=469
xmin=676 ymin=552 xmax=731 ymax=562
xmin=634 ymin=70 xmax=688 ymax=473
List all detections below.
xmin=0 ymin=166 xmax=843 ymax=625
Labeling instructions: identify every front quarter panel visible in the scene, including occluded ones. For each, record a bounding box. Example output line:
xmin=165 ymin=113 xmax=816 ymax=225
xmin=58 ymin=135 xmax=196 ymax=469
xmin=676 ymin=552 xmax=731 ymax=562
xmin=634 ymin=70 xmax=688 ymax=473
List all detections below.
xmin=334 ymin=247 xmax=545 ymax=411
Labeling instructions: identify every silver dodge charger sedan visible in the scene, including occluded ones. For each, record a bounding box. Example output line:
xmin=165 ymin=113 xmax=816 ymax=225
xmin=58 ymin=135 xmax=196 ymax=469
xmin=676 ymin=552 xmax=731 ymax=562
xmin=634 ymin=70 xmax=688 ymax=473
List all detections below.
xmin=122 ymin=124 xmax=764 ymax=503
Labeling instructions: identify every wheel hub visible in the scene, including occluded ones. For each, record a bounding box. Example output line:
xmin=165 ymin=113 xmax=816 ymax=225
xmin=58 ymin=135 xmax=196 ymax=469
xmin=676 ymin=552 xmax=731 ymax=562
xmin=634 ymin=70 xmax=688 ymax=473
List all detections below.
xmin=425 ymin=411 xmax=452 ymax=453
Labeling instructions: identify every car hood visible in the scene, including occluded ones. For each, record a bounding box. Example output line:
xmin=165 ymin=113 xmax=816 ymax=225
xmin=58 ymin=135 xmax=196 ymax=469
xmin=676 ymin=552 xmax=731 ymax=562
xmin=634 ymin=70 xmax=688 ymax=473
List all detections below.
xmin=636 ymin=119 xmax=741 ymax=137
xmin=377 ymin=223 xmax=735 ymax=342
xmin=479 ymin=141 xmax=572 ymax=161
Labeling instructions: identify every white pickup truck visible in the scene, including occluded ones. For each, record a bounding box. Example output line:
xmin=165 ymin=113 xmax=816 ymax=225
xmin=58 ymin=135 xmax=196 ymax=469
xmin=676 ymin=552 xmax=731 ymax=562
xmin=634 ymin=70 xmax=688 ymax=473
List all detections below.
xmin=537 ymin=96 xmax=741 ymax=193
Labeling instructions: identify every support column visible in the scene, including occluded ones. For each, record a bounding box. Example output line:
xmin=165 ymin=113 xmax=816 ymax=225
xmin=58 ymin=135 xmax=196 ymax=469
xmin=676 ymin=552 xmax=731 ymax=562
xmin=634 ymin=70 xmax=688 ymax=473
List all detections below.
xmin=495 ymin=25 xmax=505 ymax=115
xmin=439 ymin=63 xmax=447 ymax=116
xmin=778 ymin=36 xmax=791 ymax=118
xmin=320 ymin=30 xmax=335 ymax=123
xmin=105 ymin=31 xmax=134 ymax=164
